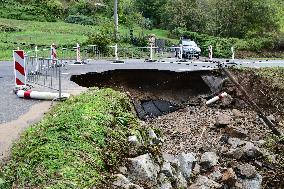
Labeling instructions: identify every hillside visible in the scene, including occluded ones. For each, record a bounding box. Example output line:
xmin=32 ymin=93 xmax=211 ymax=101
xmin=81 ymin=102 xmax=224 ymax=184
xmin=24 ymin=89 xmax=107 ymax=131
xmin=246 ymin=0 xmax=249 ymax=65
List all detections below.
xmin=0 ymin=0 xmax=283 ymax=60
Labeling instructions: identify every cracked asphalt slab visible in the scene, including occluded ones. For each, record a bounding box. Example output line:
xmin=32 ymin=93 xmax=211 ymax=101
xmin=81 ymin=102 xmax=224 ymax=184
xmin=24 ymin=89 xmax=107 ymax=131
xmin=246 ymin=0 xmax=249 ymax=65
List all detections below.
xmin=0 ymin=58 xmax=284 ymax=123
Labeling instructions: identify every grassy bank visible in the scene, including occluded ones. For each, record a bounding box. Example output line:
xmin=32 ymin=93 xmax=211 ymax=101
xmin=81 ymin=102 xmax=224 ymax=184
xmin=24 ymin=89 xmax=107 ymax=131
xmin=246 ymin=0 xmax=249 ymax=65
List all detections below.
xmin=0 ymin=18 xmax=176 ymax=61
xmin=0 ymin=88 xmax=143 ymax=188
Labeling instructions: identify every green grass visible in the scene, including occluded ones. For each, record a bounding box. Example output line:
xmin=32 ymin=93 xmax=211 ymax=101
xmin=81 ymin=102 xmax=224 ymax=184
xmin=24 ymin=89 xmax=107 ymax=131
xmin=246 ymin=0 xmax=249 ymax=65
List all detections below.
xmin=0 ymin=88 xmax=143 ymax=188
xmin=0 ymin=18 xmax=176 ymax=60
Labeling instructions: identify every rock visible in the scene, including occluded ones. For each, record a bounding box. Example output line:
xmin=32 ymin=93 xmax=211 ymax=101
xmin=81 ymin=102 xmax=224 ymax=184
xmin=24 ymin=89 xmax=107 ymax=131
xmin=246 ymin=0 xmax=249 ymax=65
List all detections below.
xmin=112 ymin=174 xmax=130 ymax=188
xmin=175 ymin=171 xmax=188 ymax=189
xmin=192 ymin=164 xmax=201 ymax=175
xmin=222 ymin=168 xmax=237 ymax=186
xmin=178 ymin=152 xmax=196 ymax=181
xmin=227 ymin=138 xmax=244 ymax=148
xmin=158 ymin=182 xmax=173 ymax=189
xmin=149 ymin=129 xmax=158 ymax=139
xmin=226 ymin=147 xmax=244 ymax=159
xmin=162 ymin=153 xmax=180 ymax=173
xmin=238 ymin=174 xmax=262 ymax=189
xmin=236 ymin=164 xmax=257 ymax=179
xmin=125 ymin=183 xmax=144 ymax=189
xmin=209 ymin=168 xmax=222 ymax=181
xmin=215 ymin=114 xmax=231 ymax=127
xmin=128 ymin=135 xmax=139 ymax=145
xmin=242 ymin=142 xmax=263 ymax=159
xmin=221 ymin=94 xmax=233 ymax=106
xmin=224 ymin=126 xmax=248 ymax=138
xmin=226 ymin=140 xmax=263 ymax=160
xmin=127 ymin=154 xmax=159 ymax=187
xmin=200 ymin=152 xmax=218 ymax=170
xmin=119 ymin=166 xmax=128 ymax=175
xmin=161 ymin=161 xmax=174 ymax=177
xmin=232 ymin=109 xmax=244 ymax=117
xmin=189 ymin=175 xmax=222 ymax=189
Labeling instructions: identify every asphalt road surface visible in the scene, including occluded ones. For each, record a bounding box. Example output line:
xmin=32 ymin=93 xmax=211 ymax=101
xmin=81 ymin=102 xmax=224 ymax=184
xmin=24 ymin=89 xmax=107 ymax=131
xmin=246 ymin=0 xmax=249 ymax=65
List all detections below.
xmin=0 ymin=58 xmax=284 ymax=123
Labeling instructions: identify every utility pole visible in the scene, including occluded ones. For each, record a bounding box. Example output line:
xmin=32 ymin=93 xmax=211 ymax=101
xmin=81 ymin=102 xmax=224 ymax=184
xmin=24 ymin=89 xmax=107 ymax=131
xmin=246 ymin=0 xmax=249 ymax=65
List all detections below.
xmin=114 ymin=0 xmax=118 ymax=41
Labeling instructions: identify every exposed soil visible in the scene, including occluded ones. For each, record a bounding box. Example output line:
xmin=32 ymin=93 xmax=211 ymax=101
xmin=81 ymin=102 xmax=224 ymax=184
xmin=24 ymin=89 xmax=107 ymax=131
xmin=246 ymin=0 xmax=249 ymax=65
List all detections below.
xmin=71 ymin=68 xmax=284 ymax=188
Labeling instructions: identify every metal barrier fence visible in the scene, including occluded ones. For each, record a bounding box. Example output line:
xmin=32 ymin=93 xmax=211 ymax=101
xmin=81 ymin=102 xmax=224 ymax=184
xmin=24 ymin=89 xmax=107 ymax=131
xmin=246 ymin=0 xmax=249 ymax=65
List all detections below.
xmin=25 ymin=51 xmax=65 ymax=94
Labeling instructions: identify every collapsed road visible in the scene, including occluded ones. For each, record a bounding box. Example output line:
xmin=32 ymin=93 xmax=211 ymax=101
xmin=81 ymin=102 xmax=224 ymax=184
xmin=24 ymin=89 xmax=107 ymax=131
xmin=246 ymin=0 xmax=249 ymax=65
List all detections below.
xmin=1 ymin=58 xmax=284 ymax=188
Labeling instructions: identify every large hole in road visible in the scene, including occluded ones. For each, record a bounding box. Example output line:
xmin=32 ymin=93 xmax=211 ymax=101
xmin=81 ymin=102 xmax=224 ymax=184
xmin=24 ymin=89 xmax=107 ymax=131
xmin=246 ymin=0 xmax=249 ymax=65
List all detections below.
xmin=70 ymin=69 xmax=219 ymax=120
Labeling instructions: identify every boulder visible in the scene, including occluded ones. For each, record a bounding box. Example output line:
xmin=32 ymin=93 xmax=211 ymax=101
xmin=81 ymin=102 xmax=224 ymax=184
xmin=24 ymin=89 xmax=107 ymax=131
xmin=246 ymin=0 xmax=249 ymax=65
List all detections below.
xmin=200 ymin=152 xmax=219 ymax=170
xmin=128 ymin=154 xmax=159 ymax=187
xmin=221 ymin=94 xmax=233 ymax=106
xmin=215 ymin=114 xmax=231 ymax=127
xmin=118 ymin=166 xmax=128 ymax=175
xmin=178 ymin=152 xmax=196 ymax=181
xmin=189 ymin=175 xmax=222 ymax=189
xmin=236 ymin=164 xmax=257 ymax=179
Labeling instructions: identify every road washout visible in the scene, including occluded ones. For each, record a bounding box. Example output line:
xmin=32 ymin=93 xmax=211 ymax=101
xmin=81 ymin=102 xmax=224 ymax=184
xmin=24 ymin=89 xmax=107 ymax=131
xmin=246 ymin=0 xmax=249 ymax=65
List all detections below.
xmin=71 ymin=68 xmax=284 ymax=188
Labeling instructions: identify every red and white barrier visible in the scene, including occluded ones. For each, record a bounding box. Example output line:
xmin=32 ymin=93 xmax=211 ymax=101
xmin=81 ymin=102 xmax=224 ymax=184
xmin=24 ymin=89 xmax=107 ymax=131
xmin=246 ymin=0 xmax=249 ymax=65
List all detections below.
xmin=206 ymin=92 xmax=228 ymax=105
xmin=17 ymin=90 xmax=70 ymax=100
xmin=13 ymin=50 xmax=26 ymax=86
xmin=51 ymin=43 xmax=57 ymax=64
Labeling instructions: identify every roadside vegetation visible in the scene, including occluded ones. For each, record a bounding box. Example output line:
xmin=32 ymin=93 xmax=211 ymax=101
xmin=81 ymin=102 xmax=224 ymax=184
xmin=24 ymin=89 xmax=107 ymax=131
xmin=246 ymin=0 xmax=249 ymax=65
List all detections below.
xmin=0 ymin=88 xmax=145 ymax=188
xmin=0 ymin=0 xmax=283 ymax=60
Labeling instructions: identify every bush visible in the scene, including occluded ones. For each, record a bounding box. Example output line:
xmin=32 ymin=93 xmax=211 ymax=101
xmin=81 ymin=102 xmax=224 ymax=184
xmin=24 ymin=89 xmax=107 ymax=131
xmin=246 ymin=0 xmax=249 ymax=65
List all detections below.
xmin=88 ymin=32 xmax=113 ymax=53
xmin=65 ymin=15 xmax=96 ymax=25
xmin=169 ymin=28 xmax=279 ymax=58
xmin=0 ymin=23 xmax=21 ymax=32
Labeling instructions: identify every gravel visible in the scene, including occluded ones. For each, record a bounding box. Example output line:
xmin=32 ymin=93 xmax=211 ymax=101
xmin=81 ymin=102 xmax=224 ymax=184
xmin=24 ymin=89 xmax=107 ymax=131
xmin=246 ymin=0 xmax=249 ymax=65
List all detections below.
xmin=146 ymin=105 xmax=269 ymax=155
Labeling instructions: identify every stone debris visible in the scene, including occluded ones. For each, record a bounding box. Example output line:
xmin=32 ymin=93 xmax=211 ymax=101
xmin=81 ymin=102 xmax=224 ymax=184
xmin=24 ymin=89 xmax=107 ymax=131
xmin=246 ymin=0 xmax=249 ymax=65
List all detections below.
xmin=178 ymin=152 xmax=196 ymax=181
xmin=215 ymin=113 xmax=231 ymax=127
xmin=236 ymin=164 xmax=257 ymax=179
xmin=222 ymin=168 xmax=237 ymax=186
xmin=200 ymin=152 xmax=218 ymax=170
xmin=127 ymin=154 xmax=159 ymax=187
xmin=189 ymin=175 xmax=222 ymax=189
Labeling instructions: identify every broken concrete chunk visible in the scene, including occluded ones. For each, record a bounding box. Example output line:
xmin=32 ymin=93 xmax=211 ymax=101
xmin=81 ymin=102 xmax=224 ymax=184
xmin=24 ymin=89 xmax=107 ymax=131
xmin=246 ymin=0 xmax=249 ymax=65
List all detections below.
xmin=236 ymin=164 xmax=257 ymax=179
xmin=189 ymin=175 xmax=222 ymax=189
xmin=178 ymin=152 xmax=196 ymax=181
xmin=215 ymin=114 xmax=231 ymax=127
xmin=127 ymin=154 xmax=159 ymax=188
xmin=200 ymin=152 xmax=219 ymax=170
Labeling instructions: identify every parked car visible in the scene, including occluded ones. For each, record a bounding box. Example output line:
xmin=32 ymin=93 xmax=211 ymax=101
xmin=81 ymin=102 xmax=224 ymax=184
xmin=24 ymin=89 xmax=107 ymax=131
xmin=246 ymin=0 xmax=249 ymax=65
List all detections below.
xmin=176 ymin=39 xmax=201 ymax=59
